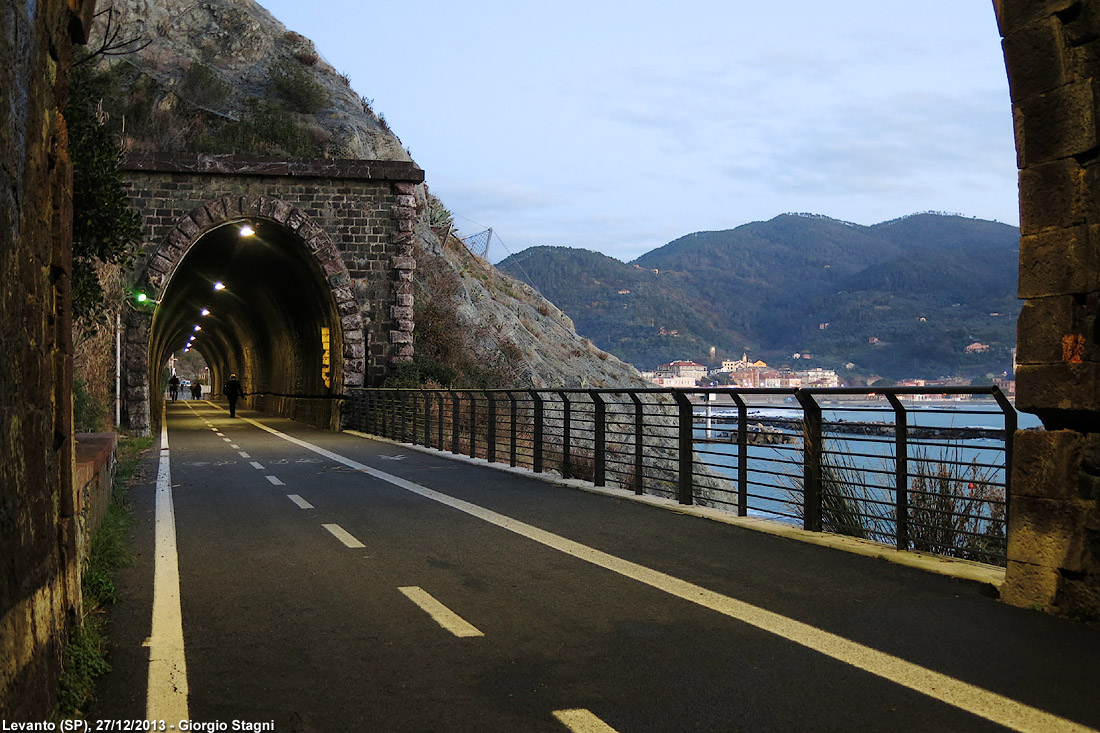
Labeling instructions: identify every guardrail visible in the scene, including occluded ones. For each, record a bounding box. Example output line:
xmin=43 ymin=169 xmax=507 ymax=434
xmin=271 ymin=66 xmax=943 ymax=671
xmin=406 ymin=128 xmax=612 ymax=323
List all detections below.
xmin=344 ymin=387 xmax=1017 ymax=566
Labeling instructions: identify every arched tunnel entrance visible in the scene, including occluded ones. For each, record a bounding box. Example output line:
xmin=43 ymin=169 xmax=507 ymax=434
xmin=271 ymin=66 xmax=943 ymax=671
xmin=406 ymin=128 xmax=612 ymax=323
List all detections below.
xmin=136 ymin=207 xmax=362 ymax=432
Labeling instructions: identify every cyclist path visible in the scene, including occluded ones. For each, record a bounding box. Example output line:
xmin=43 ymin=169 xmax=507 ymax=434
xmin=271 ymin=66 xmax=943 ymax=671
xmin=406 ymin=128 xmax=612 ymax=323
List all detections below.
xmin=90 ymin=401 xmax=1100 ymax=732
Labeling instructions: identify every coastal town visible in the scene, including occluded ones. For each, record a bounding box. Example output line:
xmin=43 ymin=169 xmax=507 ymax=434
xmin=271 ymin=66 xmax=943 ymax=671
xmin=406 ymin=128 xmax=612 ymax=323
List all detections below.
xmin=644 ymin=354 xmax=1016 ymax=395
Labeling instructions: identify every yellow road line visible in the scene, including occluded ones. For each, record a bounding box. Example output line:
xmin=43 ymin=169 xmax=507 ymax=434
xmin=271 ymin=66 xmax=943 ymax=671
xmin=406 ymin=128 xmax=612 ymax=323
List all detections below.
xmin=553 ymin=709 xmax=618 ymax=732
xmin=398 ymin=586 xmax=484 ymax=638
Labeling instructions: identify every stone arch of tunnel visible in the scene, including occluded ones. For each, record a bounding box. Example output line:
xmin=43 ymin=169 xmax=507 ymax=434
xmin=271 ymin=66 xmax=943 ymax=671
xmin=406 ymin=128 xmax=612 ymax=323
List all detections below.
xmin=119 ymin=155 xmax=424 ymax=434
xmin=144 ymin=203 xmax=361 ymax=430
xmin=122 ymin=196 xmax=369 ymax=433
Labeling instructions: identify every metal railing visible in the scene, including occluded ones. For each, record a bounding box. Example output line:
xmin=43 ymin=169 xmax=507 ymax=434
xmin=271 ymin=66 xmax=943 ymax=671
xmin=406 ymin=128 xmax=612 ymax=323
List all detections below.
xmin=344 ymin=387 xmax=1018 ymax=566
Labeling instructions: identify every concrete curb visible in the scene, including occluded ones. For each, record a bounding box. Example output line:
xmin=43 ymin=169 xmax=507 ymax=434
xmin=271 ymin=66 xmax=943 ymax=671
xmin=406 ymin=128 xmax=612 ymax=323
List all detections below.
xmin=343 ymin=430 xmax=1006 ymax=591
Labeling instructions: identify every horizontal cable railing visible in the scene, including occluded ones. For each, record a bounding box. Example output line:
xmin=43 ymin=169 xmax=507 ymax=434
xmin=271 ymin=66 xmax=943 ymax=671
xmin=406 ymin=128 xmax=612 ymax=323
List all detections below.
xmin=344 ymin=387 xmax=1017 ymax=566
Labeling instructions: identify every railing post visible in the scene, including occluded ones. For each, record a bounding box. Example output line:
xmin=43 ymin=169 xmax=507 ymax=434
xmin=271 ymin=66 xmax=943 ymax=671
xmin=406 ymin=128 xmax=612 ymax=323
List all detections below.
xmin=421 ymin=390 xmax=430 ymax=448
xmin=886 ymin=393 xmax=909 ymax=551
xmin=468 ymin=392 xmax=478 ymax=459
xmin=529 ymin=390 xmax=544 ymax=473
xmin=381 ymin=391 xmax=391 ymax=439
xmin=591 ymin=390 xmax=606 ymax=487
xmin=672 ymin=390 xmax=694 ymax=506
xmin=436 ymin=392 xmax=444 ymax=451
xmin=731 ymin=392 xmax=749 ymax=516
xmin=400 ymin=390 xmax=409 ymax=443
xmin=507 ymin=392 xmax=518 ymax=468
xmin=796 ymin=390 xmax=822 ymax=532
xmin=629 ymin=392 xmax=644 ymax=495
xmin=448 ymin=390 xmax=460 ymax=455
xmin=560 ymin=391 xmax=572 ymax=479
xmin=486 ymin=392 xmax=498 ymax=463
xmin=992 ymin=386 xmax=1017 ymax=519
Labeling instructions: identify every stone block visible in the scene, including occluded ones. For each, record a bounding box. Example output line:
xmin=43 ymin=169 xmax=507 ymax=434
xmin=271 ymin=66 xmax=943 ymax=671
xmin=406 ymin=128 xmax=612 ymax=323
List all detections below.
xmin=1016 ymin=362 xmax=1100 ymax=416
xmin=177 ymin=216 xmax=199 ymax=237
xmin=1001 ymin=17 xmax=1068 ymax=102
xmin=1007 ymin=494 xmax=1090 ymax=570
xmin=396 ymin=293 xmax=414 ymax=307
xmin=391 ymin=255 xmax=416 ymax=271
xmin=1015 ymin=79 xmax=1097 ymax=164
xmin=285 ymin=208 xmax=305 ymax=231
xmin=1018 ymin=226 xmax=1100 ymax=297
xmin=390 ymin=331 xmax=413 ymax=344
xmin=1016 ymin=296 xmax=1076 ymax=363
xmin=1019 ymin=158 xmax=1086 ymax=234
xmin=1013 ymin=429 xmax=1086 ymax=500
xmin=996 ymin=0 xmax=1077 ymax=36
xmin=166 ymin=227 xmax=190 ymax=251
xmin=190 ymin=206 xmax=211 ymax=231
xmin=390 ymin=306 xmax=413 ymax=321
xmin=393 ymin=182 xmax=417 ymax=195
xmin=221 ymin=195 xmax=242 ymax=218
xmin=1002 ymin=559 xmax=1061 ymax=609
xmin=344 ymin=342 xmax=366 ymax=359
xmin=204 ymin=197 xmax=226 ymax=223
xmin=272 ymin=199 xmax=292 ymax=223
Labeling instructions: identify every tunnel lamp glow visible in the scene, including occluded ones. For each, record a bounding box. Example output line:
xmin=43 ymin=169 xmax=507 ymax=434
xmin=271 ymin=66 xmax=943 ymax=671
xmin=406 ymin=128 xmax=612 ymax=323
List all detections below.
xmin=239 ymin=224 xmax=256 ymax=237
xmin=201 ymin=308 xmax=211 ymax=317
xmin=213 ymin=282 xmax=226 ymax=291
xmin=193 ymin=325 xmax=202 ymax=332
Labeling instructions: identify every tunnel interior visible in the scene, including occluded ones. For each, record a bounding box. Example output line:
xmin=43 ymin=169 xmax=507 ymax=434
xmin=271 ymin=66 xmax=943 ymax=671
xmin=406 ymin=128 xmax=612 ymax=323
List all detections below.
xmin=147 ymin=218 xmax=343 ymax=426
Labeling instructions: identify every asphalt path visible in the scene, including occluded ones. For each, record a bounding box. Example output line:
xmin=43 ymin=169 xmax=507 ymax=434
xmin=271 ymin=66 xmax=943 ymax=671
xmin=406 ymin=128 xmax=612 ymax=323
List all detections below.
xmin=90 ymin=400 xmax=1100 ymax=732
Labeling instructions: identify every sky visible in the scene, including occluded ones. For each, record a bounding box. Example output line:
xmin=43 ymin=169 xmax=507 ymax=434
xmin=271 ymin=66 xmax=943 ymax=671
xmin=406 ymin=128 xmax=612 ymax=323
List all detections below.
xmin=259 ymin=1 xmax=1017 ymax=264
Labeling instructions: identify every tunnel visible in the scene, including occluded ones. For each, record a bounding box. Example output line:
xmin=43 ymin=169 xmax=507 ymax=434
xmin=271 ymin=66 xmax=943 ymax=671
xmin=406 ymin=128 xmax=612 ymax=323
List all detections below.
xmin=146 ymin=216 xmax=345 ymax=428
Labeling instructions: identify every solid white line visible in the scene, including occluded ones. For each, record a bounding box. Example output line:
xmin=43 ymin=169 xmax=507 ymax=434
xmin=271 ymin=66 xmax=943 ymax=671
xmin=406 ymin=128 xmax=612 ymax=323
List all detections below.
xmin=398 ymin=586 xmax=484 ymax=638
xmin=553 ymin=709 xmax=618 ymax=732
xmin=238 ymin=452 xmax=251 ymax=459
xmin=265 ymin=475 xmax=285 ymax=486
xmin=322 ymin=523 xmax=365 ymax=548
xmin=250 ymin=461 xmax=265 ymax=470
xmin=287 ymin=494 xmax=314 ymax=510
xmin=239 ymin=415 xmax=1096 ymax=733
xmin=147 ymin=404 xmax=189 ymax=721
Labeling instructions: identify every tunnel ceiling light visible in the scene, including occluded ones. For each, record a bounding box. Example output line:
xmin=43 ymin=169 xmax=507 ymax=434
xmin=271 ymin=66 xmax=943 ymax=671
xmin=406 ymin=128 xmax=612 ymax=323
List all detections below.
xmin=200 ymin=308 xmax=211 ymax=316
xmin=193 ymin=325 xmax=202 ymax=332
xmin=239 ymin=224 xmax=256 ymax=237
xmin=213 ymin=282 xmax=226 ymax=291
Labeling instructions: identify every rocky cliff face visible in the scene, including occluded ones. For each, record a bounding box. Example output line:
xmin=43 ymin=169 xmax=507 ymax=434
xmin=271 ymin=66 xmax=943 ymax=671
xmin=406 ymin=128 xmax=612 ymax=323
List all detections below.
xmin=90 ymin=0 xmax=646 ymax=389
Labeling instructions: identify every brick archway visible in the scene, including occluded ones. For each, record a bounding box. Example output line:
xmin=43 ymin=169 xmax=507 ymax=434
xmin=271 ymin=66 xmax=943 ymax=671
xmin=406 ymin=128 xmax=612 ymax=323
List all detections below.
xmin=143 ymin=193 xmax=367 ymax=388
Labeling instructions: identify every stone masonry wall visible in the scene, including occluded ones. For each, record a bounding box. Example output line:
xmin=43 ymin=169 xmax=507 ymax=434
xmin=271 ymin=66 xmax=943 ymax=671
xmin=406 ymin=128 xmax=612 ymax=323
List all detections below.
xmin=998 ymin=0 xmax=1100 ymax=617
xmin=120 ymin=154 xmax=422 ymax=432
xmin=0 ymin=0 xmax=96 ymax=719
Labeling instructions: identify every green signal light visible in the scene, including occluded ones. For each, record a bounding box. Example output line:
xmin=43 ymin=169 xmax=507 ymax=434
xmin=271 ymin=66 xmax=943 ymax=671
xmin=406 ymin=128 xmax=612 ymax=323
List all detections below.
xmin=135 ymin=292 xmax=149 ymax=303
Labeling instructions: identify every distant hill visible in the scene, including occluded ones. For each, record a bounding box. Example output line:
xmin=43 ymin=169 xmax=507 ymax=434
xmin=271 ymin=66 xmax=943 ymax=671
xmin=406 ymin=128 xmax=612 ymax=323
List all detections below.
xmin=496 ymin=213 xmax=1021 ymax=380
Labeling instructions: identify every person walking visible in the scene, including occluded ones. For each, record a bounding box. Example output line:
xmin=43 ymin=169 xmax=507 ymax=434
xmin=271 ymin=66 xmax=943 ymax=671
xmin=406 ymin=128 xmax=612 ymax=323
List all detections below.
xmin=223 ymin=373 xmax=245 ymax=417
xmin=168 ymin=374 xmax=180 ymax=401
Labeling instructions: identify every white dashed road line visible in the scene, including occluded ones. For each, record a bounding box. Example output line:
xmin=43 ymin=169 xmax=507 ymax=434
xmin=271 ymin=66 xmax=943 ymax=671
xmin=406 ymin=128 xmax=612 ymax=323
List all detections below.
xmin=250 ymin=461 xmax=265 ymax=470
xmin=287 ymin=494 xmax=314 ymax=510
xmin=322 ymin=523 xmax=364 ymax=548
xmin=238 ymin=452 xmax=251 ymax=459
xmin=398 ymin=587 xmax=484 ymax=638
xmin=265 ymin=475 xmax=285 ymax=486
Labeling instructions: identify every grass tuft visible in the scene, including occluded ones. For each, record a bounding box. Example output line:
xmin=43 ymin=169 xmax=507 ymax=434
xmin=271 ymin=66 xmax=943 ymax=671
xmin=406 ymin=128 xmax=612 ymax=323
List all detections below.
xmin=56 ymin=435 xmax=153 ymax=718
